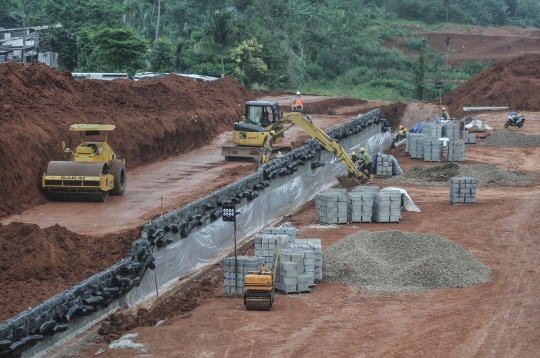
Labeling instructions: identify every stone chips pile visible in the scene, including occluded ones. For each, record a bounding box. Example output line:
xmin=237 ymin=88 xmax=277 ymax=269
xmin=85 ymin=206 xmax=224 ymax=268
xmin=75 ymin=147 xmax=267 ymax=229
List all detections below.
xmin=323 ymin=230 xmax=491 ymax=293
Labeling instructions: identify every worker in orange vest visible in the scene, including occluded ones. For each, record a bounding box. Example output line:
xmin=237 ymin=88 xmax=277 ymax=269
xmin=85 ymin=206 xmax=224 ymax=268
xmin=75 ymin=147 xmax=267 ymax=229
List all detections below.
xmin=291 ymin=91 xmax=304 ymax=112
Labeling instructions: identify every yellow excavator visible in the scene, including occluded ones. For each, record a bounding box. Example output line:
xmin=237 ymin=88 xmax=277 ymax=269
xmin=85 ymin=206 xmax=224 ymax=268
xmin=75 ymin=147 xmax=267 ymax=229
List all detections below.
xmin=222 ymin=101 xmax=366 ymax=187
xmin=42 ymin=124 xmax=126 ymax=202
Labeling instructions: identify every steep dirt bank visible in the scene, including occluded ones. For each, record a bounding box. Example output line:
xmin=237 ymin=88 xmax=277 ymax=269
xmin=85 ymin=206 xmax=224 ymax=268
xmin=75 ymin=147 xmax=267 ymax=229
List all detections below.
xmin=0 ymin=63 xmax=252 ymax=219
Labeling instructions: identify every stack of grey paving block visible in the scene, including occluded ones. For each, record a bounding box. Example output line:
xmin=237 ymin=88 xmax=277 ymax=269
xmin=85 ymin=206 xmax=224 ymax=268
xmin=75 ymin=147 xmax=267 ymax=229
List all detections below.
xmin=405 ymin=133 xmax=427 ymax=155
xmin=422 ymin=123 xmax=443 ymax=138
xmin=446 ymin=140 xmax=466 ymax=162
xmin=372 ymin=189 xmax=401 ymax=223
xmin=256 ymin=223 xmax=296 ymax=270
xmin=461 ymin=130 xmax=476 ymax=144
xmin=347 ymin=191 xmax=374 ymax=223
xmin=315 ymin=189 xmax=347 ymax=224
xmin=223 ymin=256 xmax=265 ymax=295
xmin=442 ymin=123 xmax=460 ymax=140
xmin=449 ymin=177 xmax=477 ymax=204
xmin=376 ymin=154 xmax=393 ymax=177
xmin=407 ymin=133 xmax=430 ymax=159
xmin=423 ymin=138 xmax=444 ymax=162
xmin=291 ymin=238 xmax=323 ymax=282
xmin=274 ymin=260 xmax=300 ymax=293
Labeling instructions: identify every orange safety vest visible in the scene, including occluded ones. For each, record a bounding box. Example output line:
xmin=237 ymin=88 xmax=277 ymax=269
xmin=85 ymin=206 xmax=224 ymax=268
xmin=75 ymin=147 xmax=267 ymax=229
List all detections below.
xmin=294 ymin=97 xmax=303 ymax=107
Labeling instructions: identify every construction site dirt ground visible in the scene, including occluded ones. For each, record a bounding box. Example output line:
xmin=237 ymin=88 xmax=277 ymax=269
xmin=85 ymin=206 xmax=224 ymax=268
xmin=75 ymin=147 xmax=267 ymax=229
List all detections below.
xmin=67 ymin=113 xmax=540 ymax=357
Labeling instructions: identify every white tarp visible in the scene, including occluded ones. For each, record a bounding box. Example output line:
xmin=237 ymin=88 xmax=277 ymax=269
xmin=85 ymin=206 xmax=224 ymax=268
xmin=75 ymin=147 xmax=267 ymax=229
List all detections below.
xmin=380 ymin=187 xmax=420 ymax=212
xmin=465 ymin=120 xmax=493 ymax=131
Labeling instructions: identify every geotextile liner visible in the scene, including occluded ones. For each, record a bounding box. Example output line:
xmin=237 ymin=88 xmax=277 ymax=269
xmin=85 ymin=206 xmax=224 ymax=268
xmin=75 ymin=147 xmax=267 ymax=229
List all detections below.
xmin=387 ymin=162 xmax=533 ymax=186
xmin=323 ymin=230 xmax=491 ymax=293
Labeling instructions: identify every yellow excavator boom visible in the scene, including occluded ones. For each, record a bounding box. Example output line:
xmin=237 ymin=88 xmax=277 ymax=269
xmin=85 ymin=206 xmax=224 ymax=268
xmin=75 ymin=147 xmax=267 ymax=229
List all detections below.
xmin=271 ymin=112 xmax=365 ymax=181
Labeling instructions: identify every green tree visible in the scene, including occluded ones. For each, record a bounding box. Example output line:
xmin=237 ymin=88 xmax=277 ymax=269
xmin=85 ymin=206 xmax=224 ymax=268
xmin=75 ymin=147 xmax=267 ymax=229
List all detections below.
xmin=148 ymin=36 xmax=176 ymax=72
xmin=413 ymin=41 xmax=427 ymax=100
xmin=91 ymin=27 xmax=148 ymax=74
xmin=231 ymin=37 xmax=268 ymax=86
xmin=195 ymin=10 xmax=239 ymax=78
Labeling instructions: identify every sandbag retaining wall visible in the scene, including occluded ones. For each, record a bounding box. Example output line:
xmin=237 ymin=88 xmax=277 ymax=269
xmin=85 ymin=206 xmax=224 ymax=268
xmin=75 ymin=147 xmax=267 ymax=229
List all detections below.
xmin=0 ymin=109 xmax=390 ymax=358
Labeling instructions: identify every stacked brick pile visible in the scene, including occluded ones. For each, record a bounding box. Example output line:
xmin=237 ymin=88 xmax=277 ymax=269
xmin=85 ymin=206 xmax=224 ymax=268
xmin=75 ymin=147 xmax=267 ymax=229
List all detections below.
xmin=347 ymin=189 xmax=376 ymax=223
xmin=442 ymin=123 xmax=460 ymax=140
xmin=315 ymin=189 xmax=348 ymax=224
xmin=422 ymin=123 xmax=443 ymax=138
xmin=372 ymin=189 xmax=401 ymax=223
xmin=223 ymin=256 xmax=265 ymax=295
xmin=461 ymin=130 xmax=476 ymax=144
xmin=449 ymin=177 xmax=477 ymax=204
xmin=407 ymin=133 xmax=428 ymax=159
xmin=423 ymin=138 xmax=444 ymax=162
xmin=376 ymin=154 xmax=393 ymax=177
xmin=446 ymin=141 xmax=466 ymax=162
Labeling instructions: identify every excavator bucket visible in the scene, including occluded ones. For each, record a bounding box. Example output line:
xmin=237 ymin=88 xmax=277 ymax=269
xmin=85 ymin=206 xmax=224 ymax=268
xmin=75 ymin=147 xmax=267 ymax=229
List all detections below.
xmin=336 ymin=174 xmax=364 ymax=188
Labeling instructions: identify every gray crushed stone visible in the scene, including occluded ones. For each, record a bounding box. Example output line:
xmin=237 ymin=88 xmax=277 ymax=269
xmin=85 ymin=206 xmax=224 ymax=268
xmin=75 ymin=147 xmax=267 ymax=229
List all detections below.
xmin=481 ymin=129 xmax=540 ymax=147
xmin=387 ymin=162 xmax=532 ymax=186
xmin=322 ymin=230 xmax=491 ymax=293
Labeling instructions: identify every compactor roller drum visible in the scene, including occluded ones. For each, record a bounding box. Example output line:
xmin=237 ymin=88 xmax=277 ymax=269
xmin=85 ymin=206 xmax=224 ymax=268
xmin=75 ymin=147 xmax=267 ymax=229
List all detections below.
xmin=42 ymin=124 xmax=126 ymax=202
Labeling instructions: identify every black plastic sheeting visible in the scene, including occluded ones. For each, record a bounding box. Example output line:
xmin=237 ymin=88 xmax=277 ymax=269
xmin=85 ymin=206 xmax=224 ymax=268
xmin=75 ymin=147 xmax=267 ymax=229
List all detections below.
xmin=0 ymin=110 xmax=389 ymax=358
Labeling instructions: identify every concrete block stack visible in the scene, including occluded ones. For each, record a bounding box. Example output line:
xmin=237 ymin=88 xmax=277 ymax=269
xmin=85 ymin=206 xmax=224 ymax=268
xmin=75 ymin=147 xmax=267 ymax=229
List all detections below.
xmin=446 ymin=140 xmax=466 ymax=162
xmin=423 ymin=138 xmax=444 ymax=162
xmin=372 ymin=189 xmax=401 ymax=223
xmin=405 ymin=133 xmax=427 ymax=155
xmin=422 ymin=123 xmax=443 ymax=138
xmin=407 ymin=134 xmax=429 ymax=159
xmin=347 ymin=191 xmax=374 ymax=223
xmin=285 ymin=238 xmax=323 ymax=282
xmin=449 ymin=177 xmax=477 ymax=204
xmin=461 ymin=130 xmax=476 ymax=144
xmin=223 ymin=256 xmax=265 ymax=295
xmin=254 ymin=234 xmax=278 ymax=269
xmin=274 ymin=260 xmax=299 ymax=293
xmin=315 ymin=189 xmax=348 ymax=224
xmin=442 ymin=123 xmax=460 ymax=140
xmin=376 ymin=154 xmax=393 ymax=177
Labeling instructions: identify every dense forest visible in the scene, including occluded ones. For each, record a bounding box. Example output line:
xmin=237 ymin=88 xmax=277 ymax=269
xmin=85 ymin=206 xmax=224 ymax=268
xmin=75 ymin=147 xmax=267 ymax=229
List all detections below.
xmin=1 ymin=0 xmax=539 ymax=100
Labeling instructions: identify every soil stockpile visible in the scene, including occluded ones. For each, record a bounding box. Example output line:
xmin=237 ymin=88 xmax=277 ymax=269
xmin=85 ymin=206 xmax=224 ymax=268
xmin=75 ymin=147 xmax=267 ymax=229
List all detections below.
xmin=0 ymin=222 xmax=135 ymax=321
xmin=301 ymin=98 xmax=367 ymax=115
xmin=0 ymin=62 xmax=252 ymax=219
xmin=387 ymin=162 xmax=532 ymax=186
xmin=323 ymin=230 xmax=491 ymax=293
xmin=442 ymin=54 xmax=540 ymax=117
xmin=481 ymin=128 xmax=540 ymax=146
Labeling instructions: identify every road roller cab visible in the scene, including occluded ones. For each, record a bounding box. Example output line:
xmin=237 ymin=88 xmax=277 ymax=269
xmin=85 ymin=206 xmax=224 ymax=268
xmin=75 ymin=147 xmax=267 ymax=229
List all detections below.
xmin=42 ymin=124 xmax=126 ymax=202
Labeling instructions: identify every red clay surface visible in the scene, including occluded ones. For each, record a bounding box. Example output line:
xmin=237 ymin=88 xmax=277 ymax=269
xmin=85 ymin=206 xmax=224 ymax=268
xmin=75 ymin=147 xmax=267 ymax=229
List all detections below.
xmin=68 ymin=112 xmax=540 ymax=358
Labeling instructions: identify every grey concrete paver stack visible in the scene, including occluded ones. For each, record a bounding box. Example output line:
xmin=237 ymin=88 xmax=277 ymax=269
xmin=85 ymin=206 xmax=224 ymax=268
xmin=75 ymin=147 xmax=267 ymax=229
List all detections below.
xmin=406 ymin=133 xmax=428 ymax=158
xmin=347 ymin=191 xmax=374 ymax=223
xmin=376 ymin=154 xmax=393 ymax=177
xmin=422 ymin=123 xmax=443 ymax=138
xmin=372 ymin=189 xmax=401 ymax=223
xmin=223 ymin=256 xmax=265 ymax=295
xmin=446 ymin=140 xmax=466 ymax=162
xmin=449 ymin=177 xmax=477 ymax=204
xmin=442 ymin=123 xmax=460 ymax=140
xmin=461 ymin=130 xmax=476 ymax=144
xmin=423 ymin=138 xmax=444 ymax=162
xmin=315 ymin=189 xmax=348 ymax=224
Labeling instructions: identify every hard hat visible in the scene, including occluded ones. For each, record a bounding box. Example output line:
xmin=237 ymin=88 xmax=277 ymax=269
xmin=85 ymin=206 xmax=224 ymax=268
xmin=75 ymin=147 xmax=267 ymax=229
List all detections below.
xmin=296 ymin=91 xmax=300 ymax=95
xmin=399 ymin=125 xmax=403 ymax=129
xmin=351 ymin=151 xmax=356 ymax=155
xmin=359 ymin=147 xmax=365 ymax=153
xmin=269 ymin=130 xmax=276 ymax=135
xmin=442 ymin=107 xmax=447 ymax=111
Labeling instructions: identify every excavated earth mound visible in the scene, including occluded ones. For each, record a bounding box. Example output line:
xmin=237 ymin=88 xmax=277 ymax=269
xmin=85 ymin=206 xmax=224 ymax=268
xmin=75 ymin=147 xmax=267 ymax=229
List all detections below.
xmin=0 ymin=222 xmax=135 ymax=321
xmin=301 ymin=98 xmax=368 ymax=115
xmin=442 ymin=54 xmax=540 ymax=117
xmin=0 ymin=63 xmax=252 ymax=219
xmin=323 ymin=230 xmax=491 ymax=293
xmin=481 ymin=128 xmax=540 ymax=147
xmin=387 ymin=162 xmax=533 ymax=186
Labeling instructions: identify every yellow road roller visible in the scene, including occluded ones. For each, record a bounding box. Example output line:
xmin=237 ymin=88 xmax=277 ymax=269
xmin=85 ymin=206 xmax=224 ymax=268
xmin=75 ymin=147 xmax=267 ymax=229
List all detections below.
xmin=42 ymin=124 xmax=126 ymax=202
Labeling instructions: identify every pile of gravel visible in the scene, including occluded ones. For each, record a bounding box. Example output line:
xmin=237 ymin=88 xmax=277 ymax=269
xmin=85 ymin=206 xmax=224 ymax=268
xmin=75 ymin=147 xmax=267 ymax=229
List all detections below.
xmin=323 ymin=230 xmax=491 ymax=293
xmin=387 ymin=162 xmax=531 ymax=186
xmin=481 ymin=129 xmax=540 ymax=147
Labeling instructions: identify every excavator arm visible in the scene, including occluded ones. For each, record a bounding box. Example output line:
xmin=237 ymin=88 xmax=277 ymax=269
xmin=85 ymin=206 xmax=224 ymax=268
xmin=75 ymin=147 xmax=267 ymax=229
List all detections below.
xmin=270 ymin=112 xmax=365 ymax=182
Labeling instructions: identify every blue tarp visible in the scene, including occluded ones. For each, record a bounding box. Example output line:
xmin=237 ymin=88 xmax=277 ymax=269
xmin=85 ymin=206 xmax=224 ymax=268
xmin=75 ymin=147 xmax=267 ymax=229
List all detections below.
xmin=409 ymin=121 xmax=429 ymax=133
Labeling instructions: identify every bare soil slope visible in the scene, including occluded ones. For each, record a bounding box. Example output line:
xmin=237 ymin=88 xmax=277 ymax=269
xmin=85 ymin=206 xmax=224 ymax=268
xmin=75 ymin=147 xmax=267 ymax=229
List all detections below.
xmin=0 ymin=63 xmax=251 ymax=219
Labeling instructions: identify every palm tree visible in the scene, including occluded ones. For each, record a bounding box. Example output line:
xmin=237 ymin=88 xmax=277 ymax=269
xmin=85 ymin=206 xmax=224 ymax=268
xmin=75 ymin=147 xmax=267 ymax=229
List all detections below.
xmin=195 ymin=10 xmax=238 ymax=78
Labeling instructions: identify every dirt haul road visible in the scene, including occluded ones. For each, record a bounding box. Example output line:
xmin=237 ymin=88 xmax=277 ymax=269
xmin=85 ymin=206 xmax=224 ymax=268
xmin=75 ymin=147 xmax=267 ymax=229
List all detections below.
xmin=70 ymin=112 xmax=540 ymax=357
xmin=1 ymin=96 xmax=380 ymax=235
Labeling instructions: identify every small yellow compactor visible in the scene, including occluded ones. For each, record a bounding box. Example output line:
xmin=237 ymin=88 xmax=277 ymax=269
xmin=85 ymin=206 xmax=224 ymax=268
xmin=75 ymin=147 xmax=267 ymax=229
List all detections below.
xmin=244 ymin=267 xmax=275 ymax=311
xmin=42 ymin=124 xmax=126 ymax=202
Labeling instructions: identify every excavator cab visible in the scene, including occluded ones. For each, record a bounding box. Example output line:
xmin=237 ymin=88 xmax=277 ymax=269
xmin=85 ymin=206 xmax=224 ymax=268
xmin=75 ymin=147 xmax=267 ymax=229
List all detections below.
xmin=244 ymin=101 xmax=282 ymax=128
